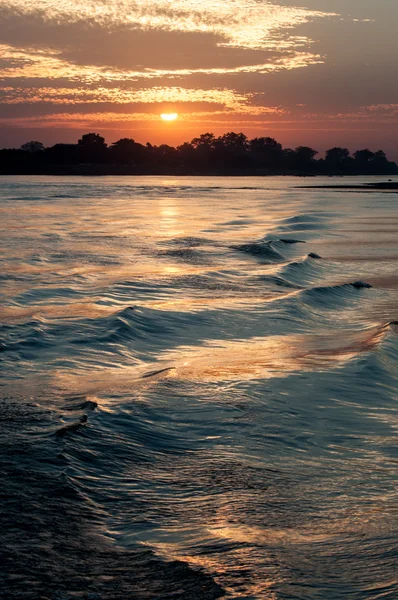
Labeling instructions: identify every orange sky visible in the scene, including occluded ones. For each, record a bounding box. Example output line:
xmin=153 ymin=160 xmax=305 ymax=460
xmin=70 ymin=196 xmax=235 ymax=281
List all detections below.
xmin=1 ymin=0 xmax=398 ymax=157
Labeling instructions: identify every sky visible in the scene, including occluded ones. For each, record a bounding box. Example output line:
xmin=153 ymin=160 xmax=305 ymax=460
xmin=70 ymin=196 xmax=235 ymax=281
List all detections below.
xmin=0 ymin=0 xmax=397 ymax=156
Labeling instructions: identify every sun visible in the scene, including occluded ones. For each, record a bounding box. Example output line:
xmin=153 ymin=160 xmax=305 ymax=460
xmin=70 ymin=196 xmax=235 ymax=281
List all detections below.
xmin=161 ymin=113 xmax=178 ymax=121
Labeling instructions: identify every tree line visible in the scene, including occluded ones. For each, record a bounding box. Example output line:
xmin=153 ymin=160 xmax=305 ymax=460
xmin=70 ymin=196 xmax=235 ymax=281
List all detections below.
xmin=1 ymin=132 xmax=397 ymax=175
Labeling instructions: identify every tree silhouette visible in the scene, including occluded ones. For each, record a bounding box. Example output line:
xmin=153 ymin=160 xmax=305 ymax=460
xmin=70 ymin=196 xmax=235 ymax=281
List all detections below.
xmin=293 ymin=146 xmax=318 ymax=172
xmin=177 ymin=142 xmax=197 ymax=170
xmin=354 ymin=149 xmax=374 ymax=167
xmin=371 ymin=150 xmax=390 ymax=174
xmin=250 ymin=137 xmax=281 ymax=151
xmin=250 ymin=137 xmax=283 ymax=170
xmin=217 ymin=132 xmax=248 ymax=151
xmin=213 ymin=132 xmax=251 ymax=169
xmin=324 ymin=147 xmax=351 ymax=174
xmin=77 ymin=133 xmax=107 ymax=163
xmin=78 ymin=133 xmax=107 ymax=148
xmin=110 ymin=138 xmax=146 ymax=165
xmin=191 ymin=133 xmax=217 ymax=149
xmin=21 ymin=141 xmax=45 ymax=153
xmin=1 ymin=132 xmax=397 ymax=175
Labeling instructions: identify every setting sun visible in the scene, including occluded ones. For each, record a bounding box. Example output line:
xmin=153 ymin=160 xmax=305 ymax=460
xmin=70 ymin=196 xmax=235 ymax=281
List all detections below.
xmin=160 ymin=113 xmax=178 ymax=121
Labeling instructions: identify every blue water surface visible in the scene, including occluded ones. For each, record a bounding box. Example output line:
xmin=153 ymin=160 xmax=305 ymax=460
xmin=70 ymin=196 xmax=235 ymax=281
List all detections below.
xmin=1 ymin=176 xmax=397 ymax=599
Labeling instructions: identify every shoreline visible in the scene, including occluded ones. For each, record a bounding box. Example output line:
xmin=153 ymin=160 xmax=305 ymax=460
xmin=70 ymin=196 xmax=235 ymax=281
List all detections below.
xmin=1 ymin=172 xmax=398 ymax=180
xmin=299 ymin=181 xmax=398 ymax=191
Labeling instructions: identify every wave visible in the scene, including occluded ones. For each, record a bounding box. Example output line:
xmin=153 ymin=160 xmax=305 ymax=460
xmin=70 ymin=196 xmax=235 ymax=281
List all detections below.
xmin=231 ymin=241 xmax=285 ymax=262
xmin=0 ymin=306 xmax=183 ymax=364
xmin=64 ymin=396 xmax=99 ymax=411
xmin=277 ymin=213 xmax=329 ymax=232
xmin=0 ymin=398 xmax=224 ymax=598
xmin=259 ymin=278 xmax=376 ymax=335
xmin=270 ymin=281 xmax=375 ymax=329
xmin=299 ymin=281 xmax=373 ymax=305
xmin=257 ymin=274 xmax=303 ymax=290
xmin=277 ymin=253 xmax=325 ymax=286
xmin=86 ymin=305 xmax=195 ymax=348
xmin=55 ymin=414 xmax=88 ymax=437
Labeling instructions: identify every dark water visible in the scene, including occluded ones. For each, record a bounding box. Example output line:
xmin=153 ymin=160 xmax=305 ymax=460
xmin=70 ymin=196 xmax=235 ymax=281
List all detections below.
xmin=1 ymin=176 xmax=397 ymax=600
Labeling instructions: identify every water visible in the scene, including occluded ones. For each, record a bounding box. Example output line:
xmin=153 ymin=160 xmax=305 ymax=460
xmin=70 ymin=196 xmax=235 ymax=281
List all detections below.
xmin=1 ymin=176 xmax=397 ymax=599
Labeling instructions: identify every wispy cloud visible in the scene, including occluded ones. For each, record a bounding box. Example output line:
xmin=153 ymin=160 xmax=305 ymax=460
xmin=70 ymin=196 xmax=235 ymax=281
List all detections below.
xmin=1 ymin=0 xmax=334 ymax=51
xmin=0 ymin=85 xmax=252 ymax=109
xmin=0 ymin=43 xmax=323 ymax=83
xmin=325 ymin=104 xmax=398 ymax=122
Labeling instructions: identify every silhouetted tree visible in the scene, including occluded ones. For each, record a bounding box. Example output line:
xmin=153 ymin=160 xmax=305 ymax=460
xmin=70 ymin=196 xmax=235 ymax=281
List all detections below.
xmin=189 ymin=133 xmax=217 ymax=170
xmin=77 ymin=133 xmax=108 ymax=163
xmin=371 ymin=150 xmax=391 ymax=174
xmin=21 ymin=141 xmax=45 ymax=153
xmin=110 ymin=138 xmax=146 ymax=166
xmin=353 ymin=149 xmax=374 ymax=168
xmin=249 ymin=137 xmax=283 ymax=170
xmin=78 ymin=133 xmax=106 ymax=148
xmin=293 ymin=146 xmax=318 ymax=172
xmin=216 ymin=132 xmax=248 ymax=151
xmin=213 ymin=132 xmax=251 ymax=169
xmin=191 ymin=133 xmax=217 ymax=149
xmin=373 ymin=149 xmax=387 ymax=162
xmin=1 ymin=132 xmax=397 ymax=175
xmin=148 ymin=144 xmax=180 ymax=172
xmin=324 ymin=147 xmax=352 ymax=174
xmin=282 ymin=148 xmax=295 ymax=169
xmin=177 ymin=142 xmax=197 ymax=170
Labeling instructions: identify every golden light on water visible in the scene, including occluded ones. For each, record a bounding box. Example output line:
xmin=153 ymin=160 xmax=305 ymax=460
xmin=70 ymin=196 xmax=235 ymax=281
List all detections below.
xmin=161 ymin=113 xmax=178 ymax=121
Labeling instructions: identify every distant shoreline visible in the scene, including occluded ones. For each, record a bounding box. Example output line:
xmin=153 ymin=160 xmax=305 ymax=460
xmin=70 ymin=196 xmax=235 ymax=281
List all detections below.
xmin=2 ymin=132 xmax=398 ymax=177
xmin=1 ymin=171 xmax=398 ymax=179
xmin=299 ymin=181 xmax=398 ymax=191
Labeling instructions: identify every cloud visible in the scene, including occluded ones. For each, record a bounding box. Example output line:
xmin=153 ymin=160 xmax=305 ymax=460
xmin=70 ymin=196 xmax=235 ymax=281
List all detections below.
xmin=0 ymin=105 xmax=286 ymax=127
xmin=0 ymin=1 xmax=330 ymax=74
xmin=325 ymin=104 xmax=398 ymax=123
xmin=0 ymin=0 xmax=334 ymax=52
xmin=0 ymin=43 xmax=323 ymax=86
xmin=0 ymin=84 xmax=258 ymax=110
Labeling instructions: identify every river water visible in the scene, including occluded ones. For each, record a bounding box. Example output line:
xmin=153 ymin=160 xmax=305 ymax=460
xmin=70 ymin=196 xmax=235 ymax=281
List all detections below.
xmin=1 ymin=176 xmax=397 ymax=599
